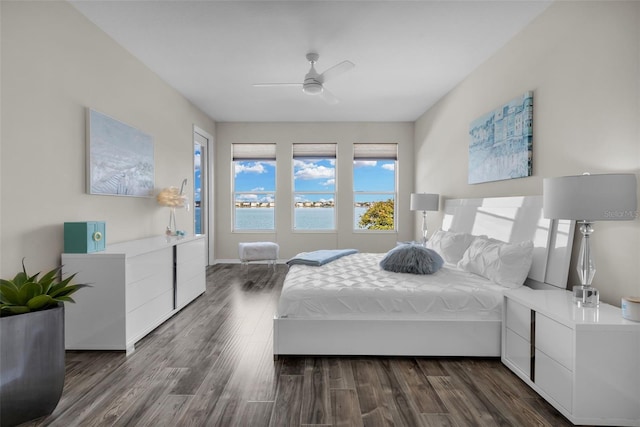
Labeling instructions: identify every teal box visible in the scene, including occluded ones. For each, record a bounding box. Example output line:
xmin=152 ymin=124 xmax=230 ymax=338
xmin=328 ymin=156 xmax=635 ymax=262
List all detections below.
xmin=64 ymin=222 xmax=106 ymax=253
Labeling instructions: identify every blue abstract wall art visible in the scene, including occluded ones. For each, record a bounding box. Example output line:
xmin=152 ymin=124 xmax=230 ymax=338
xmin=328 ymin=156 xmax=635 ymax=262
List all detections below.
xmin=87 ymin=109 xmax=155 ymax=197
xmin=468 ymin=91 xmax=533 ymax=184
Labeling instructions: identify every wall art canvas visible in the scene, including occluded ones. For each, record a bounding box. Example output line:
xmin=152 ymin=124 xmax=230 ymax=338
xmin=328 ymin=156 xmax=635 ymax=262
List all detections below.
xmin=468 ymin=91 xmax=533 ymax=184
xmin=87 ymin=109 xmax=154 ymax=197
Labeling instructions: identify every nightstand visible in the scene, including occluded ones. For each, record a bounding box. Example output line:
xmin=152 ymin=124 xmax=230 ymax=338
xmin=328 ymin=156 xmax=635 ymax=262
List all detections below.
xmin=502 ymin=287 xmax=640 ymax=426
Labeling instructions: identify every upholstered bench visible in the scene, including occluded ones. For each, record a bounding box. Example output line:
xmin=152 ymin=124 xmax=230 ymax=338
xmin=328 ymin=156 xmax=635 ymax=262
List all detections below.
xmin=238 ymin=242 xmax=279 ymax=269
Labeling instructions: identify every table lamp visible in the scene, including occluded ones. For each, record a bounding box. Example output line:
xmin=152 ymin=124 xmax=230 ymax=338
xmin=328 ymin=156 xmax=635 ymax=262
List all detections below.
xmin=157 ymin=179 xmax=189 ymax=236
xmin=410 ymin=193 xmax=440 ymax=246
xmin=543 ymin=173 xmax=637 ymax=307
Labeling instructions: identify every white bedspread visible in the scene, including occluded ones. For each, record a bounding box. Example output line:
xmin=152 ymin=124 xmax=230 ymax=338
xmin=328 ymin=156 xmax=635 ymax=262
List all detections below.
xmin=277 ymin=252 xmax=505 ymax=321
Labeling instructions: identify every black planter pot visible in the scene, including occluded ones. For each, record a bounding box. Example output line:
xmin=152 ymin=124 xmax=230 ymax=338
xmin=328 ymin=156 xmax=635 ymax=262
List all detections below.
xmin=0 ymin=305 xmax=65 ymax=427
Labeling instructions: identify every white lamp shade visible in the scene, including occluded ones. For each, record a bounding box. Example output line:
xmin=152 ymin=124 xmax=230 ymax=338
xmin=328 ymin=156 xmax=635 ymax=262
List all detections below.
xmin=543 ymin=173 xmax=637 ymax=221
xmin=410 ymin=193 xmax=439 ymax=211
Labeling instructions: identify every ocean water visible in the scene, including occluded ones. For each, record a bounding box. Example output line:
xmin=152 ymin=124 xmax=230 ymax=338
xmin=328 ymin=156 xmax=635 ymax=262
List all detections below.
xmin=234 ymin=207 xmax=369 ymax=230
xmin=195 ymin=207 xmax=201 ymax=234
xmin=235 ymin=208 xmax=275 ymax=230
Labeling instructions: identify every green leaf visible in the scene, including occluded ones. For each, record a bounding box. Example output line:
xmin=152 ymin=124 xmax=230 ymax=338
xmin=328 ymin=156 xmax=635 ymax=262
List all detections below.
xmin=48 ymin=273 xmax=77 ymax=294
xmin=0 ymin=279 xmax=17 ymax=288
xmin=12 ymin=272 xmax=28 ymax=288
xmin=53 ymin=295 xmax=75 ymax=303
xmin=37 ymin=268 xmax=61 ymax=294
xmin=0 ymin=282 xmax=21 ymax=305
xmin=17 ymin=282 xmax=42 ymax=305
xmin=21 ymin=258 xmax=40 ymax=282
xmin=27 ymin=294 xmax=54 ymax=310
xmin=1 ymin=305 xmax=30 ymax=315
xmin=50 ymin=283 xmax=89 ymax=298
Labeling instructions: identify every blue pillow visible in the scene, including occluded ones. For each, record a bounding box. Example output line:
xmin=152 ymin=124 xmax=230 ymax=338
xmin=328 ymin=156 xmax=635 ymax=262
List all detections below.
xmin=379 ymin=244 xmax=444 ymax=274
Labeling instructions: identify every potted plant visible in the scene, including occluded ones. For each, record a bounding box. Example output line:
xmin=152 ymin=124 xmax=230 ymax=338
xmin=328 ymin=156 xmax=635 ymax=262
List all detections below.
xmin=0 ymin=260 xmax=88 ymax=427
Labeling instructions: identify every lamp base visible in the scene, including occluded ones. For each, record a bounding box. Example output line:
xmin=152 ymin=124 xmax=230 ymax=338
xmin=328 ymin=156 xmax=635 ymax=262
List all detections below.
xmin=573 ymin=285 xmax=599 ymax=308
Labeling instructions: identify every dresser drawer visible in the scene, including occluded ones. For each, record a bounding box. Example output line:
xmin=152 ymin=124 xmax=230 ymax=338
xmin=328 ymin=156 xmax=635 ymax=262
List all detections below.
xmin=176 ymin=269 xmax=206 ymax=309
xmin=126 ymin=289 xmax=173 ymax=341
xmin=176 ymin=238 xmax=205 ymax=264
xmin=126 ymin=248 xmax=173 ymax=284
xmin=126 ymin=270 xmax=173 ymax=313
xmin=505 ymin=298 xmax=531 ymax=341
xmin=536 ymin=313 xmax=573 ymax=371
xmin=536 ymin=348 xmax=572 ymax=412
xmin=505 ymin=328 xmax=531 ymax=378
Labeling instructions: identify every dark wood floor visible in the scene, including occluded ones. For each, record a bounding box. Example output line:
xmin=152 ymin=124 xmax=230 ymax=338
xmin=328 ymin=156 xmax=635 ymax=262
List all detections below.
xmin=24 ymin=264 xmax=576 ymax=427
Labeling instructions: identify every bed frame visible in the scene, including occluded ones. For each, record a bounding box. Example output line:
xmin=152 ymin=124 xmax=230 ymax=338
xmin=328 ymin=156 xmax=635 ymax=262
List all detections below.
xmin=273 ymin=196 xmax=575 ymax=358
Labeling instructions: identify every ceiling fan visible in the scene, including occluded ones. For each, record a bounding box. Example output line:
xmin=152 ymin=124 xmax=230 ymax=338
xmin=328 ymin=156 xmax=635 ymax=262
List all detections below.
xmin=253 ymin=53 xmax=355 ymax=104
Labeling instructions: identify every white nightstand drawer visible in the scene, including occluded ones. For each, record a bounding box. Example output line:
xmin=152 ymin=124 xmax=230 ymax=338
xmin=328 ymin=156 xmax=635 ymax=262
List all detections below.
xmin=536 ymin=313 xmax=573 ymax=371
xmin=536 ymin=349 xmax=572 ymax=412
xmin=506 ymin=298 xmax=531 ymax=341
xmin=505 ymin=328 xmax=531 ymax=378
xmin=502 ymin=288 xmax=640 ymax=425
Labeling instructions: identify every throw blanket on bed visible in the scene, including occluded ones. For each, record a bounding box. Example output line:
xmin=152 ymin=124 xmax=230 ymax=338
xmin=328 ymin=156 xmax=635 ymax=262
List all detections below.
xmin=286 ymin=249 xmax=358 ymax=267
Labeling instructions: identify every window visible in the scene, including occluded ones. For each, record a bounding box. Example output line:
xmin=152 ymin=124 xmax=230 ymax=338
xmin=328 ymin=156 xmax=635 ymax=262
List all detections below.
xmin=233 ymin=144 xmax=276 ymax=231
xmin=193 ymin=131 xmax=207 ymax=236
xmin=353 ymin=143 xmax=397 ymax=231
xmin=293 ymin=143 xmax=336 ymax=231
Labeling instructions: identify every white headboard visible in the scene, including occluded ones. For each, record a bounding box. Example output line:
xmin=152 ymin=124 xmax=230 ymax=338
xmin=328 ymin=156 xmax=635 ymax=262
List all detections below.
xmin=442 ymin=196 xmax=575 ymax=289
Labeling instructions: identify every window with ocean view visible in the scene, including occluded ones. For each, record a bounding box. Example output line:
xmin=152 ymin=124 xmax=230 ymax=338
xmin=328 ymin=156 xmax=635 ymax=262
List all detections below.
xmin=233 ymin=144 xmax=276 ymax=231
xmin=293 ymin=143 xmax=336 ymax=231
xmin=353 ymin=143 xmax=397 ymax=231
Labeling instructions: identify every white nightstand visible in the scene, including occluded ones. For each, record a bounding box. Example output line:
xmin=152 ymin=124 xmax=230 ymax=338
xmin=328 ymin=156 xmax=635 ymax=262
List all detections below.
xmin=502 ymin=287 xmax=640 ymax=426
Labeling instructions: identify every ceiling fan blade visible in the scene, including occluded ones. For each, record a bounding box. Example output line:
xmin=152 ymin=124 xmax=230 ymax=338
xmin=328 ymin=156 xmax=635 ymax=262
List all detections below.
xmin=320 ymin=60 xmax=355 ymax=83
xmin=319 ymin=88 xmax=340 ymax=105
xmin=253 ymin=83 xmax=302 ymax=87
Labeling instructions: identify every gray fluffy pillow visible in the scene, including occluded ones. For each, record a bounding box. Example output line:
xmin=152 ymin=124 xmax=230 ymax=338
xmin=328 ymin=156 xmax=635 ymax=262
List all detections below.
xmin=379 ymin=244 xmax=444 ymax=274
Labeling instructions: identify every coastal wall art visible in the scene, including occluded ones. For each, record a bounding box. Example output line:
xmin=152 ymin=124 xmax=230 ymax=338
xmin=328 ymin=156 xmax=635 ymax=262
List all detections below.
xmin=87 ymin=109 xmax=154 ymax=197
xmin=468 ymin=91 xmax=533 ymax=184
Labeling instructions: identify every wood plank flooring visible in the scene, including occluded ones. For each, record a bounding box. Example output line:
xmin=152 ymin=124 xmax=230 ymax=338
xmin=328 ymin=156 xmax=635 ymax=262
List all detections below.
xmin=23 ymin=264 xmax=577 ymax=427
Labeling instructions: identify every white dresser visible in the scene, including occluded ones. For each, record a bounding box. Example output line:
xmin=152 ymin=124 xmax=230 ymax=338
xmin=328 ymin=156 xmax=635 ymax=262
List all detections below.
xmin=502 ymin=287 xmax=640 ymax=426
xmin=62 ymin=234 xmax=206 ymax=354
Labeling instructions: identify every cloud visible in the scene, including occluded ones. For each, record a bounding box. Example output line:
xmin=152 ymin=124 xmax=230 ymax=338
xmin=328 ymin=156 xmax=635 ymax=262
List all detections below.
xmin=235 ymin=162 xmax=265 ymax=175
xmin=236 ymin=194 xmax=258 ymax=201
xmin=294 ymin=161 xmax=335 ymax=180
xmin=353 ymin=160 xmax=377 ymax=168
xmin=234 ymin=161 xmax=274 ymax=176
xmin=321 ymin=179 xmax=335 ymax=187
xmin=382 ymin=163 xmax=395 ymax=171
xmin=251 ymin=186 xmax=265 ymax=192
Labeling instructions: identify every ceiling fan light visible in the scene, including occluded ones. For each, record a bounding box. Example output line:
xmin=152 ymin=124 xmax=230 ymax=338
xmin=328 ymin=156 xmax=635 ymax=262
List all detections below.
xmin=303 ymin=83 xmax=323 ymax=95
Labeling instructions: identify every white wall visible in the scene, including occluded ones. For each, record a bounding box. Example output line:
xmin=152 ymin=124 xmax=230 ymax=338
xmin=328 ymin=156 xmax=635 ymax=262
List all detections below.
xmin=0 ymin=1 xmax=215 ymax=277
xmin=215 ymin=122 xmax=414 ymax=260
xmin=414 ymin=1 xmax=640 ymax=305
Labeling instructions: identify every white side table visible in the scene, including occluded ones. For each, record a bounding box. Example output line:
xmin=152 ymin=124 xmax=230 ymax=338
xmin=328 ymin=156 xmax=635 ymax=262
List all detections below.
xmin=502 ymin=287 xmax=640 ymax=426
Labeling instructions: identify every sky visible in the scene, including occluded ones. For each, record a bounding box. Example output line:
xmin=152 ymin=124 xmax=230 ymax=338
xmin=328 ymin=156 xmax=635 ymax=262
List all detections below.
xmin=234 ymin=158 xmax=395 ymax=203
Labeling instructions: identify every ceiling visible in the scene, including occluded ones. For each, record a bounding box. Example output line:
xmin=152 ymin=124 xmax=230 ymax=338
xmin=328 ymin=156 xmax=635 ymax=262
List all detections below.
xmin=70 ymin=1 xmax=551 ymax=122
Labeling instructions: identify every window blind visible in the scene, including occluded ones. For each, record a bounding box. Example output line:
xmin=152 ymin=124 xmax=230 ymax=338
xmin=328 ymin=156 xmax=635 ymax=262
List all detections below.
xmin=292 ymin=143 xmax=337 ymax=159
xmin=353 ymin=143 xmax=398 ymax=160
xmin=232 ymin=143 xmax=276 ymax=161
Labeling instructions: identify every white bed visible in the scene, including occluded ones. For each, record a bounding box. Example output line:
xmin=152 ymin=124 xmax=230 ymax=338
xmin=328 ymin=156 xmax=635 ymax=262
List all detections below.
xmin=273 ymin=196 xmax=575 ymax=358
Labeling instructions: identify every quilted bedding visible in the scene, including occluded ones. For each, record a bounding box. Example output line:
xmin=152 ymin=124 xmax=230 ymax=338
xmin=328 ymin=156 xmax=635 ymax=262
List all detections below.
xmin=276 ymin=252 xmax=505 ymax=321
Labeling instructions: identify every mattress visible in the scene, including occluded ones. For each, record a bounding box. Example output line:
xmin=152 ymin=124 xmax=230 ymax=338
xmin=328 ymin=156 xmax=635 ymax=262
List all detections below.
xmin=277 ymin=252 xmax=505 ymax=321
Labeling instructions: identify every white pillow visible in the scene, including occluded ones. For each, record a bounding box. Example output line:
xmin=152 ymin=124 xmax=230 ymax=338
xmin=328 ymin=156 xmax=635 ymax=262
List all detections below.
xmin=457 ymin=237 xmax=534 ymax=288
xmin=426 ymin=230 xmax=475 ymax=265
